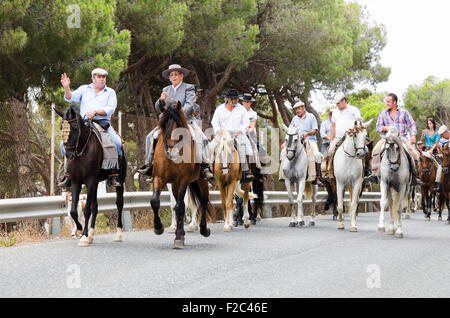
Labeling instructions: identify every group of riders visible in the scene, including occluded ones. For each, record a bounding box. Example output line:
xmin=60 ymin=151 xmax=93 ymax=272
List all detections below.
xmin=58 ymin=64 xmax=450 ymax=197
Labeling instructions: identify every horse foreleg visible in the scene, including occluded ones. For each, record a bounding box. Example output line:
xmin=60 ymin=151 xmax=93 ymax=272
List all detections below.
xmin=217 ymin=182 xmax=230 ymax=232
xmin=225 ymin=182 xmax=236 ymax=232
xmin=167 ymin=184 xmax=177 ymax=233
xmin=114 ymin=184 xmax=124 ymax=242
xmin=187 ymin=188 xmax=199 ymax=232
xmin=285 ymin=179 xmax=296 ymax=227
xmin=378 ymin=182 xmax=387 ymax=233
xmin=70 ymin=184 xmax=83 ymax=236
xmin=196 ymin=180 xmax=211 ymax=238
xmin=426 ymin=191 xmax=432 ymax=221
xmin=388 ymin=190 xmax=399 ymax=235
xmin=395 ymin=188 xmax=405 ymax=238
xmin=242 ymin=182 xmax=251 ymax=229
xmin=310 ymin=184 xmax=318 ymax=226
xmin=87 ymin=184 xmax=99 ymax=244
xmin=151 ymin=178 xmax=165 ymax=235
xmin=349 ymin=181 xmax=362 ymax=232
xmin=297 ymin=179 xmax=306 ymax=227
xmin=79 ymin=183 xmax=95 ymax=246
xmin=173 ymin=184 xmax=187 ymax=250
xmin=336 ymin=182 xmax=345 ymax=230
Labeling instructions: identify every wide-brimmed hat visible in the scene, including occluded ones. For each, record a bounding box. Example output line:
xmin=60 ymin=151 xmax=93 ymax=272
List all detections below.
xmin=91 ymin=68 xmax=108 ymax=77
xmin=162 ymin=64 xmax=190 ymax=79
xmin=286 ymin=101 xmax=305 ymax=111
xmin=222 ymin=89 xmax=240 ymax=99
xmin=240 ymin=93 xmax=256 ymax=102
xmin=438 ymin=125 xmax=448 ymax=135
xmin=333 ymin=92 xmax=346 ymax=105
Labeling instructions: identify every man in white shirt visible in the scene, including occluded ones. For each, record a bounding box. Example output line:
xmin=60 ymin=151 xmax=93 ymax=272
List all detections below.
xmin=210 ymin=89 xmax=254 ymax=183
xmin=320 ymin=109 xmax=333 ymax=154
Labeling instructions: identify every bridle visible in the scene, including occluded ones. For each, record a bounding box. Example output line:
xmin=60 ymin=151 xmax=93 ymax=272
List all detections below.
xmin=342 ymin=127 xmax=365 ymax=159
xmin=384 ymin=141 xmax=401 ymax=171
xmin=63 ymin=117 xmax=92 ymax=158
xmin=286 ymin=132 xmax=305 ymax=160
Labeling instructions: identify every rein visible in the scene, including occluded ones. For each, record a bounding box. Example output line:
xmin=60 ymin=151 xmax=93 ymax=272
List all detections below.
xmin=342 ymin=128 xmax=365 ymax=158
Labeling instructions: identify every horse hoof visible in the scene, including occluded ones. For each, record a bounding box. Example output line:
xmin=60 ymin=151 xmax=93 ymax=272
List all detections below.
xmin=232 ymin=221 xmax=238 ymax=227
xmin=167 ymin=226 xmax=176 ymax=234
xmin=337 ymin=224 xmax=344 ymax=230
xmin=378 ymin=227 xmax=385 ymax=233
xmin=154 ymin=226 xmax=164 ymax=235
xmin=88 ymin=236 xmax=94 ymax=244
xmin=78 ymin=236 xmax=89 ymax=247
xmin=395 ymin=233 xmax=404 ymax=238
xmin=405 ymin=215 xmax=410 ymax=219
xmin=256 ymin=215 xmax=261 ymax=221
xmin=333 ymin=216 xmax=337 ymax=221
xmin=187 ymin=225 xmax=198 ymax=232
xmin=201 ymin=228 xmax=211 ymax=238
xmin=438 ymin=216 xmax=442 ymax=221
xmin=223 ymin=225 xmax=232 ymax=232
xmin=71 ymin=234 xmax=77 ymax=240
xmin=388 ymin=230 xmax=395 ymax=235
xmin=173 ymin=239 xmax=184 ymax=250
xmin=289 ymin=222 xmax=296 ymax=228
xmin=251 ymin=219 xmax=256 ymax=225
xmin=114 ymin=234 xmax=123 ymax=242
xmin=349 ymin=227 xmax=357 ymax=232
xmin=309 ymin=221 xmax=315 ymax=227
xmin=244 ymin=223 xmax=250 ymax=229
xmin=299 ymin=221 xmax=305 ymax=227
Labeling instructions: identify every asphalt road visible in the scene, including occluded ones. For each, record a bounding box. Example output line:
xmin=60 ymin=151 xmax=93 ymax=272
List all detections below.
xmin=1 ymin=211 xmax=449 ymax=298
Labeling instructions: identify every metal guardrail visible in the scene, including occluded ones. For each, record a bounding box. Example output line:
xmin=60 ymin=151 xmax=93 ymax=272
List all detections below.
xmin=0 ymin=191 xmax=381 ymax=224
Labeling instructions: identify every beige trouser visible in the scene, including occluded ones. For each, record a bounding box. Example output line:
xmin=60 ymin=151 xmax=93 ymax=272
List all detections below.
xmin=371 ymin=139 xmax=418 ymax=176
xmin=279 ymin=140 xmax=322 ymax=181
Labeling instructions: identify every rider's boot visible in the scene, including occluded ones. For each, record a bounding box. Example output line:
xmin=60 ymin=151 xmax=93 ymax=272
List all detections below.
xmin=312 ymin=162 xmax=324 ymax=186
xmin=200 ymin=139 xmax=214 ymax=180
xmin=138 ymin=137 xmax=156 ymax=177
xmin=107 ymin=170 xmax=121 ymax=187
xmin=58 ymin=157 xmax=71 ymax=187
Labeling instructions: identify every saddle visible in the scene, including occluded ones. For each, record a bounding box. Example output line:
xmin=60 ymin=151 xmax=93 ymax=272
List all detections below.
xmin=91 ymin=122 xmax=124 ymax=170
xmin=323 ymin=135 xmax=346 ymax=180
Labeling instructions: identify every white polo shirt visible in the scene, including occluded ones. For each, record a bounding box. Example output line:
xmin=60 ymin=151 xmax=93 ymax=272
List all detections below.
xmin=332 ymin=104 xmax=362 ymax=139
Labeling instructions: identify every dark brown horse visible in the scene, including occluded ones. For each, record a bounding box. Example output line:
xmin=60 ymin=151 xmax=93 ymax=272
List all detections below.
xmin=150 ymin=101 xmax=214 ymax=249
xmin=56 ymin=106 xmax=127 ymax=246
xmin=439 ymin=144 xmax=450 ymax=224
xmin=417 ymin=149 xmax=437 ymax=220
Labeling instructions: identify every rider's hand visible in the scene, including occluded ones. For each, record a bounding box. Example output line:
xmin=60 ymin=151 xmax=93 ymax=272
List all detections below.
xmin=61 ymin=73 xmax=70 ymax=88
xmin=281 ymin=141 xmax=287 ymax=149
xmin=381 ymin=126 xmax=390 ymax=133
xmin=160 ymin=92 xmax=168 ymax=101
xmin=410 ymin=135 xmax=417 ymax=145
xmin=86 ymin=111 xmax=96 ymax=120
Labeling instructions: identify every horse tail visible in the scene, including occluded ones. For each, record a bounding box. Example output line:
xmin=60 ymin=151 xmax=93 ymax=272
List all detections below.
xmin=119 ymin=152 xmax=127 ymax=183
xmin=305 ymin=182 xmax=313 ymax=200
xmin=188 ymin=181 xmax=216 ymax=223
xmin=234 ymin=181 xmax=258 ymax=199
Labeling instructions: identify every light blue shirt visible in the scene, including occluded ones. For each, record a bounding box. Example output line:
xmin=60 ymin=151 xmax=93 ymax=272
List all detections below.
xmin=64 ymin=84 xmax=117 ymax=121
xmin=288 ymin=111 xmax=318 ymax=143
xmin=320 ymin=118 xmax=332 ymax=145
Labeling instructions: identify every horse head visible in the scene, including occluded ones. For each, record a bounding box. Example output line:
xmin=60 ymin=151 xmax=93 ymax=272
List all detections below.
xmin=159 ymin=100 xmax=189 ymax=160
xmin=283 ymin=124 xmax=304 ymax=161
xmin=382 ymin=126 xmax=403 ymax=171
xmin=55 ymin=106 xmax=84 ymax=160
xmin=442 ymin=144 xmax=450 ymax=175
xmin=216 ymin=130 xmax=236 ymax=173
xmin=417 ymin=147 xmax=435 ymax=178
xmin=345 ymin=118 xmax=371 ymax=159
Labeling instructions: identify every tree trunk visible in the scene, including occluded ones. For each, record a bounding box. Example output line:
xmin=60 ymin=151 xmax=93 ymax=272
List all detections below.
xmin=9 ymin=98 xmax=37 ymax=197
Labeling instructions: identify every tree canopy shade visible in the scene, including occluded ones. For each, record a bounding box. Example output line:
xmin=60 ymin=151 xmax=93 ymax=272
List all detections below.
xmin=404 ymin=76 xmax=450 ymax=133
xmin=0 ymin=0 xmax=131 ymax=197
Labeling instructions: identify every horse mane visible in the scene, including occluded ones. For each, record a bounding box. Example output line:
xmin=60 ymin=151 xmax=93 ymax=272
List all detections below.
xmin=158 ymin=100 xmax=188 ymax=133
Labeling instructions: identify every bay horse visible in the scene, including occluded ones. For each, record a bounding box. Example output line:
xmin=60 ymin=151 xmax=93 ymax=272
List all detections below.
xmin=281 ymin=124 xmax=317 ymax=227
xmin=378 ymin=127 xmax=410 ymax=238
xmin=333 ymin=119 xmax=371 ymax=232
xmin=150 ymin=101 xmax=214 ymax=249
xmin=213 ymin=130 xmax=253 ymax=231
xmin=438 ymin=144 xmax=450 ymax=224
xmin=56 ymin=106 xmax=126 ymax=246
xmin=417 ymin=149 xmax=438 ymax=221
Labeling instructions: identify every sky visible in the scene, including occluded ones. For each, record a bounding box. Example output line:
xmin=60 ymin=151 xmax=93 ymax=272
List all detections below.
xmin=313 ymin=0 xmax=450 ymax=112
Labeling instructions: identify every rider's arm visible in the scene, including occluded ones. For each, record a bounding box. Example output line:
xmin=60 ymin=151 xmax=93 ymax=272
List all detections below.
xmin=330 ymin=121 xmax=336 ymax=140
xmin=181 ymin=84 xmax=196 ymax=116
xmin=63 ymin=85 xmax=86 ymax=103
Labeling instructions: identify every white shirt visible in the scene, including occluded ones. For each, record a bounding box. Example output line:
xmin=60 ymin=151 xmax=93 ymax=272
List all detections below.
xmin=332 ymin=104 xmax=362 ymax=139
xmin=211 ymin=103 xmax=250 ymax=134
xmin=247 ymin=108 xmax=258 ymax=122
xmin=172 ymin=81 xmax=182 ymax=93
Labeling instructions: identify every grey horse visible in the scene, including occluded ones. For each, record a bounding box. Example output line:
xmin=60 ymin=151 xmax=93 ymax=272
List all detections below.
xmin=378 ymin=126 xmax=411 ymax=238
xmin=281 ymin=124 xmax=318 ymax=227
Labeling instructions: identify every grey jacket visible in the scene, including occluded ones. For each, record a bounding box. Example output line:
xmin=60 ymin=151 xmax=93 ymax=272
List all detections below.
xmin=155 ymin=82 xmax=196 ymax=119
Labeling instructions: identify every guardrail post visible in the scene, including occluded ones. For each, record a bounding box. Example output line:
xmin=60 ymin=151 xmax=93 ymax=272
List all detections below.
xmin=50 ymin=217 xmax=62 ymax=236
xmin=122 ymin=210 xmax=133 ymax=231
xmin=264 ymin=205 xmax=272 ymax=218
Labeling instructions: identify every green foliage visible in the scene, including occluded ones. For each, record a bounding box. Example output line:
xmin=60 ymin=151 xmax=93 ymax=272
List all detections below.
xmin=95 ymin=213 xmax=110 ymax=233
xmin=404 ymin=76 xmax=450 ymax=133
xmin=0 ymin=235 xmax=17 ymax=247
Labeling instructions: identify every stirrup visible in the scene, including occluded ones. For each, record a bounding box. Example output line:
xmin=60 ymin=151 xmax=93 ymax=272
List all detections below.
xmin=58 ymin=176 xmax=71 ymax=187
xmin=364 ymin=174 xmax=378 ymax=184
xmin=138 ymin=164 xmax=153 ymax=177
xmin=242 ymin=171 xmax=254 ymax=183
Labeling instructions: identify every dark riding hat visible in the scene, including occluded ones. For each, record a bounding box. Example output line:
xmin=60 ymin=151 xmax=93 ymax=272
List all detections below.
xmin=162 ymin=64 xmax=190 ymax=79
xmin=240 ymin=93 xmax=256 ymax=102
xmin=222 ymin=89 xmax=240 ymax=99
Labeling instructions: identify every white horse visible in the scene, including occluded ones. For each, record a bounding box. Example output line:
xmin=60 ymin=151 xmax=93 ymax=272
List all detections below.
xmin=334 ymin=119 xmax=371 ymax=232
xmin=378 ymin=127 xmax=411 ymax=238
xmin=281 ymin=125 xmax=318 ymax=227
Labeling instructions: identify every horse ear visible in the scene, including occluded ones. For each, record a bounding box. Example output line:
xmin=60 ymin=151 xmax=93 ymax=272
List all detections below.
xmin=176 ymin=101 xmax=182 ymax=111
xmin=54 ymin=108 xmax=64 ymax=118
xmin=282 ymin=123 xmax=289 ymax=133
xmin=362 ymin=119 xmax=373 ymax=128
